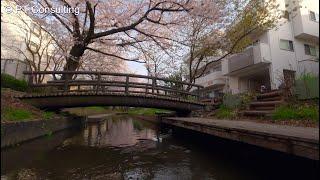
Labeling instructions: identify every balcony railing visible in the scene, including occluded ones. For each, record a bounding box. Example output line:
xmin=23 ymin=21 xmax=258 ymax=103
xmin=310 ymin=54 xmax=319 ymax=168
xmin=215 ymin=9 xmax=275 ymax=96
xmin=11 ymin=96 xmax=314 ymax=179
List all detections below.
xmin=195 ymin=71 xmax=225 ymax=87
xmin=228 ymin=43 xmax=271 ymax=73
xmin=292 ymin=9 xmax=319 ymax=42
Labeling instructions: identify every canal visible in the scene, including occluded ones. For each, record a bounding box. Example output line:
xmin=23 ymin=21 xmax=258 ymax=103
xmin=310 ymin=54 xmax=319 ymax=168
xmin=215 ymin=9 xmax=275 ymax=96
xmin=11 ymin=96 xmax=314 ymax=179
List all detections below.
xmin=1 ymin=115 xmax=319 ymax=180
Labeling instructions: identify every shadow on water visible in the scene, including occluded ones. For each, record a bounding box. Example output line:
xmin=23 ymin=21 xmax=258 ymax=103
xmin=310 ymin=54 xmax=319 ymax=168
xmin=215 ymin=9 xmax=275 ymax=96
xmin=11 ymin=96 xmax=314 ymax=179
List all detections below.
xmin=1 ymin=115 xmax=319 ymax=180
xmin=168 ymin=126 xmax=319 ymax=180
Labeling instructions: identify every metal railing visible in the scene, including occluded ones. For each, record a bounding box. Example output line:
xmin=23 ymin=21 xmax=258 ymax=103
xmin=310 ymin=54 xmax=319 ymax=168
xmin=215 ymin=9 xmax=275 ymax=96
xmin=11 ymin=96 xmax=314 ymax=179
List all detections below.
xmin=24 ymin=71 xmax=204 ymax=101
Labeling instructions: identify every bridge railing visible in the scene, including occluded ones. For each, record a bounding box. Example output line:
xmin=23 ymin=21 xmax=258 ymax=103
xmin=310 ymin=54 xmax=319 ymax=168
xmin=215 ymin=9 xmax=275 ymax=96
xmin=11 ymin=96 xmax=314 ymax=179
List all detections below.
xmin=23 ymin=71 xmax=204 ymax=101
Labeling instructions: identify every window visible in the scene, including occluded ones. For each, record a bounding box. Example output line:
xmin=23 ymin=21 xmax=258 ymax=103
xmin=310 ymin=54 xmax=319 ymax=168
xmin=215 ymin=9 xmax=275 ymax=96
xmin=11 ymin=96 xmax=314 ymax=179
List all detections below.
xmin=309 ymin=11 xmax=319 ymax=22
xmin=279 ymin=39 xmax=294 ymax=51
xmin=304 ymin=44 xmax=317 ymax=56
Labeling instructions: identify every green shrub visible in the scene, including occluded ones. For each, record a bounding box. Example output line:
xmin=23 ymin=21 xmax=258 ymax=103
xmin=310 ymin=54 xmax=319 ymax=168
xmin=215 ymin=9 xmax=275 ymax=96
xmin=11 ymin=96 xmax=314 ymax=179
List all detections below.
xmin=239 ymin=92 xmax=256 ymax=108
xmin=215 ymin=105 xmax=237 ymax=119
xmin=1 ymin=73 xmax=28 ymax=92
xmin=294 ymin=73 xmax=319 ymax=100
xmin=222 ymin=92 xmax=255 ymax=109
xmin=2 ymin=108 xmax=33 ymax=121
xmin=223 ymin=93 xmax=242 ymax=109
xmin=272 ymin=106 xmax=297 ymax=120
xmin=272 ymin=105 xmax=319 ymax=121
xmin=43 ymin=111 xmax=55 ymax=120
xmin=296 ymin=106 xmax=319 ymax=121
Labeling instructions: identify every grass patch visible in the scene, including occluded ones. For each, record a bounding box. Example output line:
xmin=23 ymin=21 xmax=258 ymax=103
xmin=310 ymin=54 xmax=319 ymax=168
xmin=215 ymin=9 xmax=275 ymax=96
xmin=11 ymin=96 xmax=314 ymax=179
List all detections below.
xmin=43 ymin=111 xmax=55 ymax=120
xmin=215 ymin=106 xmax=237 ymax=119
xmin=86 ymin=106 xmax=107 ymax=111
xmin=272 ymin=105 xmax=319 ymax=121
xmin=2 ymin=107 xmax=33 ymax=121
xmin=63 ymin=106 xmax=110 ymax=116
xmin=127 ymin=108 xmax=172 ymax=116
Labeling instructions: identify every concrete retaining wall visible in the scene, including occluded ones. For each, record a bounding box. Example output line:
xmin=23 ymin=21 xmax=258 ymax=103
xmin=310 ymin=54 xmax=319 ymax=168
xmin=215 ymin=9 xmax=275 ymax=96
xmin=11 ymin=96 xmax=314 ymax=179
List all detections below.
xmin=1 ymin=116 xmax=83 ymax=148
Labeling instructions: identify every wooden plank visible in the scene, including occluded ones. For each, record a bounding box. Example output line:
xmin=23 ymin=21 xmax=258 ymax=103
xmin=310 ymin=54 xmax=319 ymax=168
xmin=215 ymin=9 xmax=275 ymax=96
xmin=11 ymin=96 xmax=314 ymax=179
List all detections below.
xmin=23 ymin=71 xmax=204 ymax=88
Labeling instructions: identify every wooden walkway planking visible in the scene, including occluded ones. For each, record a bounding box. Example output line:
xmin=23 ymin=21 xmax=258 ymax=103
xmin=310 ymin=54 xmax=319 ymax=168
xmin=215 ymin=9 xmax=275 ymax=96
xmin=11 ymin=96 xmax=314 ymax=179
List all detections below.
xmin=161 ymin=117 xmax=319 ymax=160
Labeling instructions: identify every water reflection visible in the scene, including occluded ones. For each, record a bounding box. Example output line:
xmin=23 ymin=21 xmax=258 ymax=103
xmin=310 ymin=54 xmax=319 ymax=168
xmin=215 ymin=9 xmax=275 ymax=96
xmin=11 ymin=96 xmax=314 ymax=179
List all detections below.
xmin=1 ymin=115 xmax=319 ymax=180
xmin=82 ymin=116 xmax=158 ymax=147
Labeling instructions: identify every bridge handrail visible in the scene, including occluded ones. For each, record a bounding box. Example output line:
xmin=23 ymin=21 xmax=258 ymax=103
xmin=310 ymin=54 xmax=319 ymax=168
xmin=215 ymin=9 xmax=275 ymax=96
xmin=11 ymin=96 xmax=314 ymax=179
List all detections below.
xmin=23 ymin=71 xmax=204 ymax=88
xmin=23 ymin=71 xmax=204 ymax=100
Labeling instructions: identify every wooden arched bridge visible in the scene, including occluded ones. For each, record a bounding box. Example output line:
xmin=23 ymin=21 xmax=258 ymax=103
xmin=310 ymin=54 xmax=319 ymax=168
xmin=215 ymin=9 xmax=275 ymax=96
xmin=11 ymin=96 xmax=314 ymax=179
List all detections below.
xmin=17 ymin=71 xmax=205 ymax=113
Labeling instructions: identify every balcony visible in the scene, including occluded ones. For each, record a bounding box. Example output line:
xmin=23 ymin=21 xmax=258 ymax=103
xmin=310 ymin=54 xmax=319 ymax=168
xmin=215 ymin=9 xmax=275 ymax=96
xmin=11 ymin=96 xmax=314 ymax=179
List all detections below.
xmin=226 ymin=43 xmax=271 ymax=76
xmin=292 ymin=9 xmax=319 ymax=43
xmin=195 ymin=71 xmax=225 ymax=88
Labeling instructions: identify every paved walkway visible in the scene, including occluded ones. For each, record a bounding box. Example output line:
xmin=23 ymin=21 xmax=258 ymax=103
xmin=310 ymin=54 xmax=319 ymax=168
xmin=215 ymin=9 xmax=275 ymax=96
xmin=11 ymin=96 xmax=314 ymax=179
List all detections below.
xmin=162 ymin=117 xmax=319 ymax=160
xmin=166 ymin=118 xmax=319 ymax=142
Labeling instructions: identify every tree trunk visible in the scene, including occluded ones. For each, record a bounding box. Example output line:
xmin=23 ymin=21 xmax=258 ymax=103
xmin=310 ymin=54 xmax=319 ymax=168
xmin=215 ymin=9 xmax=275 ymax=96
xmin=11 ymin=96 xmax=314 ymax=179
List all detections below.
xmin=61 ymin=44 xmax=86 ymax=80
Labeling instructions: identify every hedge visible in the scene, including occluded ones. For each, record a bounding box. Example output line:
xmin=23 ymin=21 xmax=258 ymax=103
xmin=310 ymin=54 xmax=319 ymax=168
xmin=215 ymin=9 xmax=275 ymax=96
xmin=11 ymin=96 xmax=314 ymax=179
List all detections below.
xmin=1 ymin=73 xmax=28 ymax=92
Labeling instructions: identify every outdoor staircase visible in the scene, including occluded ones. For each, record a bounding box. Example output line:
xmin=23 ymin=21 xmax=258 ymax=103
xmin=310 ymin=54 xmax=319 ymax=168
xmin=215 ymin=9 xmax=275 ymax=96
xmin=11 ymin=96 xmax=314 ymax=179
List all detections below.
xmin=242 ymin=90 xmax=285 ymax=117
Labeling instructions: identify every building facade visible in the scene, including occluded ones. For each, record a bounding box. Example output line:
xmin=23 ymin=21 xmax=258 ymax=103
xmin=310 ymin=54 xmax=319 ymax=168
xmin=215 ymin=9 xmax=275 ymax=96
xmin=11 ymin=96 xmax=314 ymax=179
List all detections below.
xmin=194 ymin=57 xmax=226 ymax=99
xmin=194 ymin=0 xmax=319 ymax=96
xmin=1 ymin=0 xmax=56 ymax=80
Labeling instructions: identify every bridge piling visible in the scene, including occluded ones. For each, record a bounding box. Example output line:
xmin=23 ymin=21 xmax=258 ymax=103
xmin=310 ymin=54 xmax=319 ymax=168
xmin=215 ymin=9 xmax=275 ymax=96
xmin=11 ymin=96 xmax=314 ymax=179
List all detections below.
xmin=96 ymin=73 xmax=101 ymax=93
xmin=152 ymin=77 xmax=156 ymax=95
xmin=125 ymin=75 xmax=129 ymax=95
xmin=64 ymin=78 xmax=69 ymax=92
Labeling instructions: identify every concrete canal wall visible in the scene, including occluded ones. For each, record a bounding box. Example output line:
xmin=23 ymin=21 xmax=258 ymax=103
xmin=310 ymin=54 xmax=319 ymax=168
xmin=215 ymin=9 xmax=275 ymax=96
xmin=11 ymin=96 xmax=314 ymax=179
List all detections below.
xmin=161 ymin=117 xmax=319 ymax=160
xmin=1 ymin=116 xmax=84 ymax=148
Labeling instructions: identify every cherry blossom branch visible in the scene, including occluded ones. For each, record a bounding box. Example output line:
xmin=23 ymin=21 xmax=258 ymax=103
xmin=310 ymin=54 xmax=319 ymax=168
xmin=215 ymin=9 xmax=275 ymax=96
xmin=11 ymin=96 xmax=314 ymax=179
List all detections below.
xmin=85 ymin=47 xmax=146 ymax=63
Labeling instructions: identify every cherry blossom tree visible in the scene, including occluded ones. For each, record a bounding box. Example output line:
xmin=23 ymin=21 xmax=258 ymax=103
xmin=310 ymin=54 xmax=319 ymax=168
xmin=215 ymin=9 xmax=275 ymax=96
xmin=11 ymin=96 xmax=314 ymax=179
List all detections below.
xmin=13 ymin=0 xmax=207 ymax=80
xmin=10 ymin=0 xmax=281 ymax=87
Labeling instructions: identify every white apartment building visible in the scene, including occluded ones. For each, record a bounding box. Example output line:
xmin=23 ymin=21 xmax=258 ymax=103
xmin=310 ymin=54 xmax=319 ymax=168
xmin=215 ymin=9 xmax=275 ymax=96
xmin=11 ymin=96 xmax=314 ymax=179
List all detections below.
xmin=195 ymin=0 xmax=319 ymax=97
xmin=193 ymin=57 xmax=226 ymax=98
xmin=1 ymin=0 xmax=56 ymax=80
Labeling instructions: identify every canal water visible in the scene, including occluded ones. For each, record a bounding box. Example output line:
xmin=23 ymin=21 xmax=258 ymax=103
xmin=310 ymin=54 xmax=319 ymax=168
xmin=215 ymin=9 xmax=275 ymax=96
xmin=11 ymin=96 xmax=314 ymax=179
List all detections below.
xmin=1 ymin=115 xmax=319 ymax=180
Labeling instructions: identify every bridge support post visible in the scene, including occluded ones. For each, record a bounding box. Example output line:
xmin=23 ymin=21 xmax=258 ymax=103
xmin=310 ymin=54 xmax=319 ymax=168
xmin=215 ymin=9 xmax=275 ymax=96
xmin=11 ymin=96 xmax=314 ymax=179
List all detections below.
xmin=27 ymin=73 xmax=34 ymax=87
xmin=96 ymin=73 xmax=101 ymax=93
xmin=152 ymin=77 xmax=156 ymax=95
xmin=125 ymin=75 xmax=129 ymax=95
xmin=64 ymin=79 xmax=69 ymax=92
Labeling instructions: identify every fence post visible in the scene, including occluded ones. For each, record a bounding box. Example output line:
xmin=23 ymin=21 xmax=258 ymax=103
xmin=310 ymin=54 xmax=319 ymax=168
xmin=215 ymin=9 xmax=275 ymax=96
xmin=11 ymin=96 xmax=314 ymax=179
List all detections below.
xmin=28 ymin=73 xmax=33 ymax=87
xmin=64 ymin=78 xmax=69 ymax=92
xmin=152 ymin=77 xmax=156 ymax=95
xmin=96 ymin=73 xmax=101 ymax=93
xmin=125 ymin=75 xmax=129 ymax=95
xmin=197 ymin=86 xmax=200 ymax=100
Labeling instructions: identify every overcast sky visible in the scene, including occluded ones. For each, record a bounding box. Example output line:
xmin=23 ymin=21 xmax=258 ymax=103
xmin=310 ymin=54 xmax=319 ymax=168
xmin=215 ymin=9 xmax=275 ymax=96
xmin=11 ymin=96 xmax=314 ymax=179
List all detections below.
xmin=127 ymin=61 xmax=148 ymax=75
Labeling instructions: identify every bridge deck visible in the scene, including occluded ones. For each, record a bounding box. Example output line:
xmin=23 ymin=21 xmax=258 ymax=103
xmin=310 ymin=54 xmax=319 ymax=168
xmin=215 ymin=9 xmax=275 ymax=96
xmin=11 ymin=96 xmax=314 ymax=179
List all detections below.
xmin=17 ymin=92 xmax=205 ymax=112
xmin=161 ymin=117 xmax=319 ymax=160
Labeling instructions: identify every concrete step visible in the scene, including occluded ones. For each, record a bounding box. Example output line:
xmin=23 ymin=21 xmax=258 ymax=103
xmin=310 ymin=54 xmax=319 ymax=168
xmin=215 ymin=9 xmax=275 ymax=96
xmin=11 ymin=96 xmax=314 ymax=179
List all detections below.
xmin=250 ymin=100 xmax=283 ymax=107
xmin=243 ymin=110 xmax=273 ymax=116
xmin=257 ymin=90 xmax=283 ymax=99
xmin=257 ymin=96 xmax=283 ymax=101
xmin=251 ymin=106 xmax=275 ymax=111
